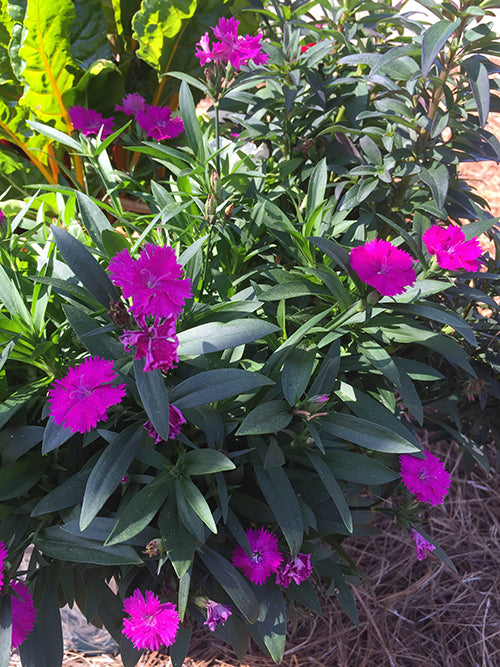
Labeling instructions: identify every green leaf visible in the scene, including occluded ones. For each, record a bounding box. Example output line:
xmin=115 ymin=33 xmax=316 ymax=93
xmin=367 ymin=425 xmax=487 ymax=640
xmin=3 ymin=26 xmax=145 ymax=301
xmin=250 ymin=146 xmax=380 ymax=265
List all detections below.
xmin=18 ymin=0 xmax=77 ymax=131
xmin=177 ymin=478 xmax=217 ymax=533
xmin=51 ymin=225 xmax=119 ymax=308
xmin=159 ymin=493 xmax=195 ymax=578
xmin=132 ymin=0 xmax=197 ymax=72
xmin=0 ymin=595 xmax=12 ymax=665
xmin=0 ymin=425 xmax=44 ymax=464
xmin=463 ymin=56 xmax=490 ymax=128
xmin=420 ymin=19 xmax=460 ymax=78
xmin=63 ymin=304 xmax=124 ymax=360
xmin=326 ymin=450 xmax=400 ymax=485
xmin=26 ymin=120 xmax=82 ymax=150
xmin=319 ymin=413 xmax=419 ymax=453
xmin=394 ymin=303 xmax=476 ymax=346
xmin=35 ymin=526 xmax=142 ymax=565
xmin=259 ymin=278 xmax=329 ymax=301
xmin=170 ymin=368 xmax=274 ymax=409
xmin=183 ymin=449 xmax=235 ymax=475
xmin=31 ymin=469 xmax=90 ymax=516
xmin=178 ymin=319 xmax=279 ymax=356
xmin=19 ymin=582 xmax=63 ymax=667
xmin=248 ymin=581 xmax=286 ymax=664
xmin=199 ymin=547 xmax=260 ymax=623
xmin=253 ymin=451 xmax=303 ymax=556
xmin=0 ymin=263 xmax=33 ymax=326
xmin=80 ymin=425 xmax=142 ymax=530
xmin=179 ymin=78 xmax=204 ymax=159
xmin=281 ymin=347 xmax=316 ymax=406
xmin=41 ymin=417 xmax=74 ymax=455
xmin=0 ymin=382 xmax=45 ymax=430
xmin=134 ymin=358 xmax=170 ymax=440
xmin=305 ymin=157 xmax=327 ymax=221
xmin=106 ymin=476 xmax=171 ymax=545
xmin=237 ymin=400 xmax=292 ymax=436
xmin=71 ymin=0 xmax=111 ymax=67
xmin=75 ymin=191 xmax=113 ymax=251
xmin=0 ymin=453 xmax=43 ymax=501
xmin=307 ymin=452 xmax=352 ymax=533
xmin=419 ymin=164 xmax=449 ymax=210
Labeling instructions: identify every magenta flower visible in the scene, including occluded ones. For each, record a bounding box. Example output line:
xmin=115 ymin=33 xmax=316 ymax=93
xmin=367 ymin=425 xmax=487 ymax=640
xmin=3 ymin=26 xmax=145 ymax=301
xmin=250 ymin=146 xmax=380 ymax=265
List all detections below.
xmin=196 ymin=17 xmax=268 ymax=71
xmin=203 ymin=600 xmax=232 ymax=631
xmin=422 ymin=225 xmax=482 ymax=271
xmin=0 ymin=209 xmax=5 ymax=227
xmin=0 ymin=541 xmax=7 ymax=589
xmin=68 ymin=105 xmax=114 ymax=139
xmin=232 ymin=527 xmax=283 ymax=585
xmin=115 ymin=93 xmax=146 ymax=116
xmin=276 ymin=553 xmax=313 ymax=588
xmin=409 ymin=529 xmax=436 ymax=561
xmin=144 ymin=405 xmax=186 ymax=443
xmin=108 ymin=244 xmax=192 ymax=322
xmin=400 ymin=449 xmax=451 ymax=506
xmin=121 ymin=317 xmax=179 ymax=373
xmin=135 ymin=105 xmax=184 ymax=141
xmin=350 ymin=238 xmax=416 ymax=296
xmin=47 ymin=356 xmax=126 ymax=433
xmin=122 ymin=589 xmax=180 ymax=651
xmin=10 ymin=581 xmax=37 ymax=649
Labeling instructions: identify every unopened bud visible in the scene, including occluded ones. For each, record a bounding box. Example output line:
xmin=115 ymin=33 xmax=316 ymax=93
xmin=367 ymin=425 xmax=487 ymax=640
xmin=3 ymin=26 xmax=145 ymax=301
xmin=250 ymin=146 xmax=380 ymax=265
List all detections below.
xmin=210 ymin=170 xmax=221 ymax=197
xmin=205 ymin=193 xmax=217 ymax=223
xmin=224 ymin=203 xmax=234 ymax=220
xmin=107 ymin=299 xmax=130 ymax=327
xmin=143 ymin=539 xmax=166 ymax=558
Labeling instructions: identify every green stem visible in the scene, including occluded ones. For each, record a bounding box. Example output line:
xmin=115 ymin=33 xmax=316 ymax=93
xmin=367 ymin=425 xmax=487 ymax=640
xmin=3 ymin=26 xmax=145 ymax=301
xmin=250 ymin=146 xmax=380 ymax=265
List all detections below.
xmin=214 ymin=101 xmax=221 ymax=175
xmin=197 ymin=224 xmax=214 ymax=302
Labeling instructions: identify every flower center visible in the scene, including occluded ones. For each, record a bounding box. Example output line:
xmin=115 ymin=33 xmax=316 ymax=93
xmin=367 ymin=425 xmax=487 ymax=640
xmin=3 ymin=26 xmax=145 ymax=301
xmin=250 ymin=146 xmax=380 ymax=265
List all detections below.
xmin=418 ymin=466 xmax=428 ymax=480
xmin=69 ymin=381 xmax=93 ymax=401
xmin=141 ymin=268 xmax=159 ymax=289
xmin=251 ymin=550 xmax=263 ymax=563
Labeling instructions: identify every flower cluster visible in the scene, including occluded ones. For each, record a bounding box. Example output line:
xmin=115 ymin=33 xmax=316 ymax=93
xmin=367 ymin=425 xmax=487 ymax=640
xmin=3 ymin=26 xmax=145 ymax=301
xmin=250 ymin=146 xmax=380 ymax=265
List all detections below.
xmin=409 ymin=529 xmax=436 ymax=561
xmin=115 ymin=94 xmax=184 ymax=141
xmin=0 ymin=542 xmax=37 ymax=650
xmin=232 ymin=527 xmax=283 ymax=585
xmin=122 ymin=589 xmax=180 ymax=650
xmin=196 ymin=17 xmax=268 ymax=70
xmin=68 ymin=106 xmax=115 ymax=139
xmin=350 ymin=224 xmax=482 ymax=297
xmin=48 ymin=356 xmax=126 ymax=434
xmin=400 ymin=449 xmax=451 ymax=506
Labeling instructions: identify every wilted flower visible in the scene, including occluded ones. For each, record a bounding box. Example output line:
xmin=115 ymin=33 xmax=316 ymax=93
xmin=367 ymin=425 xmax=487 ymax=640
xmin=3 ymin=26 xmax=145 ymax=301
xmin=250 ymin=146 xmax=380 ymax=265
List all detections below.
xmin=232 ymin=527 xmax=283 ymax=585
xmin=121 ymin=316 xmax=179 ymax=373
xmin=203 ymin=600 xmax=232 ymax=631
xmin=144 ymin=404 xmax=186 ymax=443
xmin=48 ymin=357 xmax=126 ymax=433
xmin=122 ymin=589 xmax=180 ymax=651
xmin=409 ymin=529 xmax=436 ymax=561
xmin=108 ymin=244 xmax=192 ymax=322
xmin=115 ymin=93 xmax=146 ymax=116
xmin=400 ymin=449 xmax=451 ymax=506
xmin=350 ymin=238 xmax=416 ymax=297
xmin=68 ymin=105 xmax=114 ymax=139
xmin=422 ymin=225 xmax=482 ymax=271
xmin=143 ymin=539 xmax=166 ymax=558
xmin=276 ymin=553 xmax=313 ymax=587
xmin=135 ymin=105 xmax=184 ymax=141
xmin=196 ymin=16 xmax=268 ymax=70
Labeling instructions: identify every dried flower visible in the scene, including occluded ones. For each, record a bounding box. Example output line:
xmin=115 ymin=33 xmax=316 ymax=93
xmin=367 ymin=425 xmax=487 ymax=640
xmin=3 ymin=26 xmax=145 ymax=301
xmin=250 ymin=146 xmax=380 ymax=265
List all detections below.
xmin=115 ymin=93 xmax=146 ymax=116
xmin=276 ymin=553 xmax=313 ymax=587
xmin=422 ymin=225 xmax=482 ymax=271
xmin=203 ymin=600 xmax=232 ymax=631
xmin=350 ymin=238 xmax=416 ymax=297
xmin=143 ymin=539 xmax=166 ymax=558
xmin=10 ymin=581 xmax=37 ymax=649
xmin=122 ymin=589 xmax=180 ymax=651
xmin=135 ymin=105 xmax=184 ymax=141
xmin=108 ymin=244 xmax=192 ymax=322
xmin=48 ymin=357 xmax=126 ymax=433
xmin=400 ymin=449 xmax=451 ymax=506
xmin=196 ymin=17 xmax=268 ymax=70
xmin=232 ymin=527 xmax=283 ymax=585
xmin=68 ymin=105 xmax=114 ymax=139
xmin=144 ymin=405 xmax=186 ymax=443
xmin=409 ymin=529 xmax=436 ymax=561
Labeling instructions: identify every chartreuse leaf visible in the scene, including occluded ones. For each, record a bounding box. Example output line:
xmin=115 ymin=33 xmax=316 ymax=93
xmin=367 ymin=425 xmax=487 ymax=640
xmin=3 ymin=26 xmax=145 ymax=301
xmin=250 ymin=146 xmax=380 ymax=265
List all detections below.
xmin=307 ymin=452 xmax=352 ymax=533
xmin=183 ymin=449 xmax=235 ymax=475
xmin=159 ymin=493 xmax=196 ymax=578
xmin=18 ymin=0 xmax=77 ymax=131
xmin=247 ymin=581 xmax=286 ymax=664
xmin=80 ymin=425 xmax=142 ymax=530
xmin=420 ymin=19 xmax=460 ymax=78
xmin=134 ymin=358 xmax=170 ymax=440
xmin=105 ymin=475 xmax=172 ymax=546
xmin=0 ymin=595 xmax=12 ymax=666
xmin=319 ymin=413 xmax=420 ymax=453
xmin=177 ymin=478 xmax=217 ymax=533
xmin=132 ymin=0 xmax=197 ymax=72
xmin=199 ymin=547 xmax=260 ymax=623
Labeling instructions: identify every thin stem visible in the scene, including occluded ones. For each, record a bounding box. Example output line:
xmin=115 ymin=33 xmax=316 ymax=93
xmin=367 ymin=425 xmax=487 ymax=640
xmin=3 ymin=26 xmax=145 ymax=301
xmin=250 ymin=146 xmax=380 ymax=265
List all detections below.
xmin=214 ymin=100 xmax=221 ymax=175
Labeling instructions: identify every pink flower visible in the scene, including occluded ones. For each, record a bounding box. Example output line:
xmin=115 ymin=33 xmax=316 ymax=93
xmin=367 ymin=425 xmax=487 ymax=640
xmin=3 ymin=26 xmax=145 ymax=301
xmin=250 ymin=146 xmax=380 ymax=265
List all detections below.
xmin=115 ymin=93 xmax=146 ymax=116
xmin=10 ymin=581 xmax=37 ymax=649
xmin=232 ymin=527 xmax=283 ymax=585
xmin=409 ymin=529 xmax=436 ymax=561
xmin=144 ymin=405 xmax=186 ymax=443
xmin=422 ymin=225 xmax=482 ymax=271
xmin=301 ymin=42 xmax=316 ymax=53
xmin=121 ymin=317 xmax=179 ymax=373
xmin=400 ymin=449 xmax=451 ymax=506
xmin=0 ymin=541 xmax=7 ymax=589
xmin=195 ymin=17 xmax=268 ymax=71
xmin=0 ymin=209 xmax=5 ymax=227
xmin=203 ymin=600 xmax=232 ymax=631
xmin=107 ymin=244 xmax=192 ymax=322
xmin=276 ymin=553 xmax=313 ymax=588
xmin=135 ymin=105 xmax=184 ymax=141
xmin=122 ymin=589 xmax=180 ymax=651
xmin=68 ymin=105 xmax=114 ymax=139
xmin=350 ymin=238 xmax=417 ymax=296
xmin=48 ymin=356 xmax=126 ymax=433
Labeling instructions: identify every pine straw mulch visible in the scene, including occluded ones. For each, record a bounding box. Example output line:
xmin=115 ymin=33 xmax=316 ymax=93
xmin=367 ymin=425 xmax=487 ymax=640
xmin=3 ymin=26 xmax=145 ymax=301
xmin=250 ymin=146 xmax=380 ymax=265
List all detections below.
xmin=9 ymin=436 xmax=500 ymax=667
